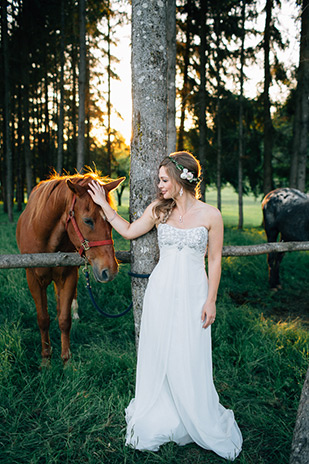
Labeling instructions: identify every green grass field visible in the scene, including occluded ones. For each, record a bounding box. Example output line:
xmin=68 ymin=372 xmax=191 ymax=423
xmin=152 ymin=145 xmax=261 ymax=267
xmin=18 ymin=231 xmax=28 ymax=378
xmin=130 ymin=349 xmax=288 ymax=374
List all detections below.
xmin=0 ymin=187 xmax=308 ymax=464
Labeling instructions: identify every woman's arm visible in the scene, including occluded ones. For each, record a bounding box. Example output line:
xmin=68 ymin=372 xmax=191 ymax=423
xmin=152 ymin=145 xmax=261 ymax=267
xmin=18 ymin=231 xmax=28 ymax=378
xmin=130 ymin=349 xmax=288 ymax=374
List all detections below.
xmin=88 ymin=180 xmax=156 ymax=240
xmin=201 ymin=208 xmax=223 ymax=329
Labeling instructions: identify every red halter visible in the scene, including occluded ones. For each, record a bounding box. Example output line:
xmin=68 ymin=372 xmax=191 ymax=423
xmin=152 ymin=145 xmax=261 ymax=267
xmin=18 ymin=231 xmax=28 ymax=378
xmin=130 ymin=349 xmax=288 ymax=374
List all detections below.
xmin=65 ymin=195 xmax=113 ymax=257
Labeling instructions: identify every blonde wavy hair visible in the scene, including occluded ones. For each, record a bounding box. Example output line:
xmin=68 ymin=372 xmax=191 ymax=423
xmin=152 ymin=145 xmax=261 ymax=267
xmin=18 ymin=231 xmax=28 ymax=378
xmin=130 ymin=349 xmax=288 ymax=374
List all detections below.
xmin=153 ymin=151 xmax=202 ymax=224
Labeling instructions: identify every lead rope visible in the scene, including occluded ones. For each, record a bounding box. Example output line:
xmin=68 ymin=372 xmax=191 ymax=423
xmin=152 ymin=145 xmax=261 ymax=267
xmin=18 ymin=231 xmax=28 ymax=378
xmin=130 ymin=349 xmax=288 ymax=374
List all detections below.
xmin=82 ymin=260 xmax=150 ymax=318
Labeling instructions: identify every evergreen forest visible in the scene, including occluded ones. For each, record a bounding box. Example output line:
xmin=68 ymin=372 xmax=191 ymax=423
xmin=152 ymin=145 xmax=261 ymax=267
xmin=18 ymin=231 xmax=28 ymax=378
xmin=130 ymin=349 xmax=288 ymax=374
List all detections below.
xmin=0 ymin=0 xmax=308 ymax=222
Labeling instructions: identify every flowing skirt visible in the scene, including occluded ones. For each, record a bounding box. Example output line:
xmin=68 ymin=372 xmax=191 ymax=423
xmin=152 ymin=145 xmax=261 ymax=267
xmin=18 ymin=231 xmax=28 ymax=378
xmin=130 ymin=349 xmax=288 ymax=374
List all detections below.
xmin=125 ymin=247 xmax=242 ymax=460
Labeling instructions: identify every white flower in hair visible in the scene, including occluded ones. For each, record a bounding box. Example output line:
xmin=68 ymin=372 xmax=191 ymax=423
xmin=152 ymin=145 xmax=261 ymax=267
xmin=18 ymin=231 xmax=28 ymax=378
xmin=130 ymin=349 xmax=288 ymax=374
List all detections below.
xmin=180 ymin=168 xmax=194 ymax=181
xmin=168 ymin=156 xmax=200 ymax=183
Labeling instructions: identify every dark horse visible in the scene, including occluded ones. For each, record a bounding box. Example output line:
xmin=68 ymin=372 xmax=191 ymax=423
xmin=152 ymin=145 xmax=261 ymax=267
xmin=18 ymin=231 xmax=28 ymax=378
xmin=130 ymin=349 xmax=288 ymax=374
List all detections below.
xmin=262 ymin=187 xmax=309 ymax=289
xmin=16 ymin=172 xmax=124 ymax=365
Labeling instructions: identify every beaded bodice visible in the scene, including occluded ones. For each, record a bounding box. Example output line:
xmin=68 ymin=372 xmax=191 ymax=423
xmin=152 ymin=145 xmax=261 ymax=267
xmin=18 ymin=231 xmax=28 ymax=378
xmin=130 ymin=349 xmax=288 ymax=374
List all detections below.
xmin=158 ymin=223 xmax=208 ymax=256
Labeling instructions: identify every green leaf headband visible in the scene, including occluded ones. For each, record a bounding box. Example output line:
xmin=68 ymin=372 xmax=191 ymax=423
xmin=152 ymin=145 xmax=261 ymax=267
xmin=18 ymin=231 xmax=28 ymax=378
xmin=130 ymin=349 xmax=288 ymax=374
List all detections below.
xmin=168 ymin=156 xmax=200 ymax=183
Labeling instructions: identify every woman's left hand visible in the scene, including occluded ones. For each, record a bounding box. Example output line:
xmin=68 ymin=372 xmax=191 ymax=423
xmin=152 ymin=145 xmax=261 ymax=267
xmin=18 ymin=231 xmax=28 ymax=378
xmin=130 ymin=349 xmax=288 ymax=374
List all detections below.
xmin=201 ymin=301 xmax=216 ymax=329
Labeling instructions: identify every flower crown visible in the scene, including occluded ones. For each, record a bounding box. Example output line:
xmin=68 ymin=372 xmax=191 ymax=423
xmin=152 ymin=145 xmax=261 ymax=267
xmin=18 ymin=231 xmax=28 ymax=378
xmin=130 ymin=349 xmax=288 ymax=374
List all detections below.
xmin=168 ymin=156 xmax=200 ymax=183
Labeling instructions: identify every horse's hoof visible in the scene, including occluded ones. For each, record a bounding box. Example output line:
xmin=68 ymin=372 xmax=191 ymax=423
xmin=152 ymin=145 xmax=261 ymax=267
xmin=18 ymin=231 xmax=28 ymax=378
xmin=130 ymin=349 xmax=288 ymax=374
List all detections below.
xmin=40 ymin=358 xmax=51 ymax=370
xmin=61 ymin=350 xmax=71 ymax=367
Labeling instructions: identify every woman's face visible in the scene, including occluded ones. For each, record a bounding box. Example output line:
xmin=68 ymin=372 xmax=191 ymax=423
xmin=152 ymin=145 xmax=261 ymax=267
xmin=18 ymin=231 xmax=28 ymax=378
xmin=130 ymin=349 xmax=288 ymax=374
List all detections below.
xmin=158 ymin=166 xmax=178 ymax=199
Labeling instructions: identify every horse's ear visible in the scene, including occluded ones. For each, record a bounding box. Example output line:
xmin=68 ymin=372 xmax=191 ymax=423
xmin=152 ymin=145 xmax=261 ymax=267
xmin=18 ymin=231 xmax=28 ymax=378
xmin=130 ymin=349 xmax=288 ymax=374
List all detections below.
xmin=67 ymin=180 xmax=87 ymax=197
xmin=104 ymin=177 xmax=126 ymax=192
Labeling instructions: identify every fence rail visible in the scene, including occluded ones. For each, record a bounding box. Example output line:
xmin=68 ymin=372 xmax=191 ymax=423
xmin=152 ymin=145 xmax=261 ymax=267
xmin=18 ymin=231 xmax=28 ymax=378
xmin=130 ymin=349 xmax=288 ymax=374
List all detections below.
xmin=0 ymin=242 xmax=308 ymax=269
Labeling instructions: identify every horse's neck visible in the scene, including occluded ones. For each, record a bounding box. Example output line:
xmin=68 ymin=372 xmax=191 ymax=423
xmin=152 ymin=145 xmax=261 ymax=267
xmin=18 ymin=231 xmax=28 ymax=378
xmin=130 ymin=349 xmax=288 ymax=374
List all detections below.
xmin=34 ymin=189 xmax=69 ymax=242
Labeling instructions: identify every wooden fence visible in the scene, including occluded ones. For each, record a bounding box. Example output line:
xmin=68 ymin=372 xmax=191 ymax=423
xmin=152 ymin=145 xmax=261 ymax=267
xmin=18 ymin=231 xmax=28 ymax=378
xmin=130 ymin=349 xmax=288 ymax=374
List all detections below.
xmin=0 ymin=241 xmax=308 ymax=269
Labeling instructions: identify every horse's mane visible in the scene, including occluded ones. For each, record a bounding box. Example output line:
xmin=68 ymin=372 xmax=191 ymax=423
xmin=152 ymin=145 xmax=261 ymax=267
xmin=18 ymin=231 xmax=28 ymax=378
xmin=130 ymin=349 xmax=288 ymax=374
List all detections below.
xmin=28 ymin=171 xmax=116 ymax=224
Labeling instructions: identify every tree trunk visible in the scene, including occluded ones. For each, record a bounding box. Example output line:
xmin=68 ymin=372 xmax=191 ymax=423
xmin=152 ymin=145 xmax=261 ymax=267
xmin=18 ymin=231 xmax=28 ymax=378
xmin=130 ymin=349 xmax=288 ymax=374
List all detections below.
xmin=296 ymin=0 xmax=309 ymax=192
xmin=238 ymin=0 xmax=246 ymax=229
xmin=57 ymin=0 xmax=65 ymax=173
xmin=16 ymin=84 xmax=23 ymax=210
xmin=131 ymin=0 xmax=167 ymax=347
xmin=177 ymin=0 xmax=192 ymax=151
xmin=290 ymin=364 xmax=309 ymax=464
xmin=106 ymin=0 xmax=112 ymax=176
xmin=290 ymin=92 xmax=300 ymax=188
xmin=2 ymin=0 xmax=14 ymax=222
xmin=72 ymin=40 xmax=78 ymax=165
xmin=215 ymin=16 xmax=222 ymax=211
xmin=198 ymin=0 xmax=207 ymax=201
xmin=216 ymin=98 xmax=222 ymax=211
xmin=77 ymin=0 xmax=86 ymax=172
xmin=166 ymin=0 xmax=176 ymax=155
xmin=263 ymin=0 xmax=273 ymax=195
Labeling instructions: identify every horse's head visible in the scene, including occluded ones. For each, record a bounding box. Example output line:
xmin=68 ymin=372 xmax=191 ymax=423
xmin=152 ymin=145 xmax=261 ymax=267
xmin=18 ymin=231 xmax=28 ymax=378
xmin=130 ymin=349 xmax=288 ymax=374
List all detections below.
xmin=66 ymin=176 xmax=125 ymax=283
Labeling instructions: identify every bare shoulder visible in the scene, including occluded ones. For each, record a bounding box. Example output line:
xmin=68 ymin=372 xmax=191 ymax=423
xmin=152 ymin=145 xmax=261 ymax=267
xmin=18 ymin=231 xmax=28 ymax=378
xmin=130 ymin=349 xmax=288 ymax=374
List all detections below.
xmin=144 ymin=200 xmax=160 ymax=220
xmin=196 ymin=201 xmax=222 ymax=229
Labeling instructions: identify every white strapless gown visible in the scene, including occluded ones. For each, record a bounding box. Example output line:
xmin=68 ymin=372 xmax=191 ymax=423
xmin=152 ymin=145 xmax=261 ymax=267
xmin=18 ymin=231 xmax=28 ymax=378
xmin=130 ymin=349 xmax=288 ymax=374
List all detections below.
xmin=125 ymin=223 xmax=242 ymax=460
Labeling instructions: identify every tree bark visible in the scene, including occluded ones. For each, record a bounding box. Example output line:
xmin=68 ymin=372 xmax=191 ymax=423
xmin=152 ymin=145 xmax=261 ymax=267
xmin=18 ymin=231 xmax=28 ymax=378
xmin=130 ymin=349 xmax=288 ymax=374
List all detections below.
xmin=215 ymin=16 xmax=222 ymax=211
xmin=198 ymin=0 xmax=207 ymax=201
xmin=57 ymin=0 xmax=65 ymax=173
xmin=290 ymin=364 xmax=309 ymax=464
xmin=290 ymin=92 xmax=300 ymax=188
xmin=238 ymin=0 xmax=246 ymax=229
xmin=1 ymin=241 xmax=309 ymax=269
xmin=0 ymin=251 xmax=130 ymax=269
xmin=131 ymin=0 xmax=167 ymax=347
xmin=263 ymin=0 xmax=273 ymax=195
xmin=177 ymin=0 xmax=192 ymax=151
xmin=166 ymin=0 xmax=176 ymax=155
xmin=77 ymin=0 xmax=87 ymax=172
xmin=107 ymin=1 xmax=112 ymax=176
xmin=296 ymin=0 xmax=309 ymax=192
xmin=2 ymin=0 xmax=14 ymax=222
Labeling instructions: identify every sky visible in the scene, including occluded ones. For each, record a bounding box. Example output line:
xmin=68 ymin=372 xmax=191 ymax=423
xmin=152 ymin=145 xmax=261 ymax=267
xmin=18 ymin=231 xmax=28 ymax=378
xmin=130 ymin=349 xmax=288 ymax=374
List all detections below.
xmin=96 ymin=0 xmax=300 ymax=147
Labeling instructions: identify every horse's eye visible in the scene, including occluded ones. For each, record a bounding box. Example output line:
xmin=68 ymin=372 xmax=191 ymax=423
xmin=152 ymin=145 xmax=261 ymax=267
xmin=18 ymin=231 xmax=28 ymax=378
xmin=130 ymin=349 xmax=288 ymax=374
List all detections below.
xmin=83 ymin=218 xmax=94 ymax=229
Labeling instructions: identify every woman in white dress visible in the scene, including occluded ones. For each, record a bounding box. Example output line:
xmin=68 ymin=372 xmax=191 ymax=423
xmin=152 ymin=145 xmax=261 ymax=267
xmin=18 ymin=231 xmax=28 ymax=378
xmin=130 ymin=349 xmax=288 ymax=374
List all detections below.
xmin=88 ymin=152 xmax=243 ymax=461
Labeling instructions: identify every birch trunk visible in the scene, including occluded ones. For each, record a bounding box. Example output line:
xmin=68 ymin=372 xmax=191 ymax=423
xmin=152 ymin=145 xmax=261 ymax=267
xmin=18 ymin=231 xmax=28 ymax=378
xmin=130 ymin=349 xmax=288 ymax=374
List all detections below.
xmin=131 ymin=0 xmax=167 ymax=347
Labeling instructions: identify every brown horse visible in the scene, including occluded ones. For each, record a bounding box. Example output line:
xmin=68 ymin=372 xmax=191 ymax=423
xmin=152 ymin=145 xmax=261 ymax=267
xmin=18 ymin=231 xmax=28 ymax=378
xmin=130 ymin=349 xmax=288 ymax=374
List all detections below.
xmin=16 ymin=172 xmax=124 ymax=366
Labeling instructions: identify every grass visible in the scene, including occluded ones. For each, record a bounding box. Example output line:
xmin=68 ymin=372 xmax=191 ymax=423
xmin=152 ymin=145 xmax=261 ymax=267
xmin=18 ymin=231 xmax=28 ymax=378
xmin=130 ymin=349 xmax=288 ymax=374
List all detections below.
xmin=0 ymin=187 xmax=308 ymax=464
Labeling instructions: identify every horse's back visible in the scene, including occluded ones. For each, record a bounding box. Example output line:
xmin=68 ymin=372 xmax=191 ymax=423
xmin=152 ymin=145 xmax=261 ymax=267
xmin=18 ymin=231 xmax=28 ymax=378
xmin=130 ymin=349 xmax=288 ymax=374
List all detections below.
xmin=262 ymin=188 xmax=308 ymax=210
xmin=262 ymin=188 xmax=309 ymax=241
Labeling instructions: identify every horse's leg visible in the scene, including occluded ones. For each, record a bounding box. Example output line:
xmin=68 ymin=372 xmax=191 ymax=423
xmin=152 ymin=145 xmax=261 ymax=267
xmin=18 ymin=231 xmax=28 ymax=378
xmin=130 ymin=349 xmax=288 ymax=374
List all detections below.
xmin=26 ymin=269 xmax=51 ymax=365
xmin=54 ymin=268 xmax=78 ymax=363
xmin=265 ymin=227 xmax=280 ymax=289
xmin=273 ymin=250 xmax=285 ymax=290
xmin=71 ymin=288 xmax=80 ymax=320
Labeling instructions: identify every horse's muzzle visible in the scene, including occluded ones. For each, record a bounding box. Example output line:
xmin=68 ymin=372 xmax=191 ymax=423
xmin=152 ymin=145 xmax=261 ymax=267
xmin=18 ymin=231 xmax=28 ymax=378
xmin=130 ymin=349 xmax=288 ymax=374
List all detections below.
xmin=92 ymin=265 xmax=117 ymax=283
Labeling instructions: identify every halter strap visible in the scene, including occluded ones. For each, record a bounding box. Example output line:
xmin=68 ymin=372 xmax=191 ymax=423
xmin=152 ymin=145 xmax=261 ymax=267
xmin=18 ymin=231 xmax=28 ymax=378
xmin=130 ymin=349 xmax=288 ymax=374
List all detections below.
xmin=66 ymin=195 xmax=113 ymax=256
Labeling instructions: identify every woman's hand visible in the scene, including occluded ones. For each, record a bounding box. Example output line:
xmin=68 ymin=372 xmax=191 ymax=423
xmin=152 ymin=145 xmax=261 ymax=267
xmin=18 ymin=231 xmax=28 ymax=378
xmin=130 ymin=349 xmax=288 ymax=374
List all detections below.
xmin=201 ymin=301 xmax=216 ymax=329
xmin=87 ymin=180 xmax=107 ymax=207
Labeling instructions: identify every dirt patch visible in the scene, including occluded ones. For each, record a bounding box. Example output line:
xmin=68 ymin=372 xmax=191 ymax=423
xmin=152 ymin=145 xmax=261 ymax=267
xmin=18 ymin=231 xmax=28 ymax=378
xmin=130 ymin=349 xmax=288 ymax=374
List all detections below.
xmin=229 ymin=289 xmax=309 ymax=328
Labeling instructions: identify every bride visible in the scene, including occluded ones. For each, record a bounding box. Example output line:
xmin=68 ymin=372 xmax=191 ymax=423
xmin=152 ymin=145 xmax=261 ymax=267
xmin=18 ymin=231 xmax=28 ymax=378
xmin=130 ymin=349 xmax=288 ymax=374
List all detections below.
xmin=88 ymin=151 xmax=242 ymax=461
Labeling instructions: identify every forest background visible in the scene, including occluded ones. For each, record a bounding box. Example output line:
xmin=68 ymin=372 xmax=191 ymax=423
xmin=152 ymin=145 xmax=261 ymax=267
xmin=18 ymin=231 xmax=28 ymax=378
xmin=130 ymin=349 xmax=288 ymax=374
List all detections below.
xmin=0 ymin=1 xmax=309 ymax=462
xmin=0 ymin=0 xmax=308 ymax=223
